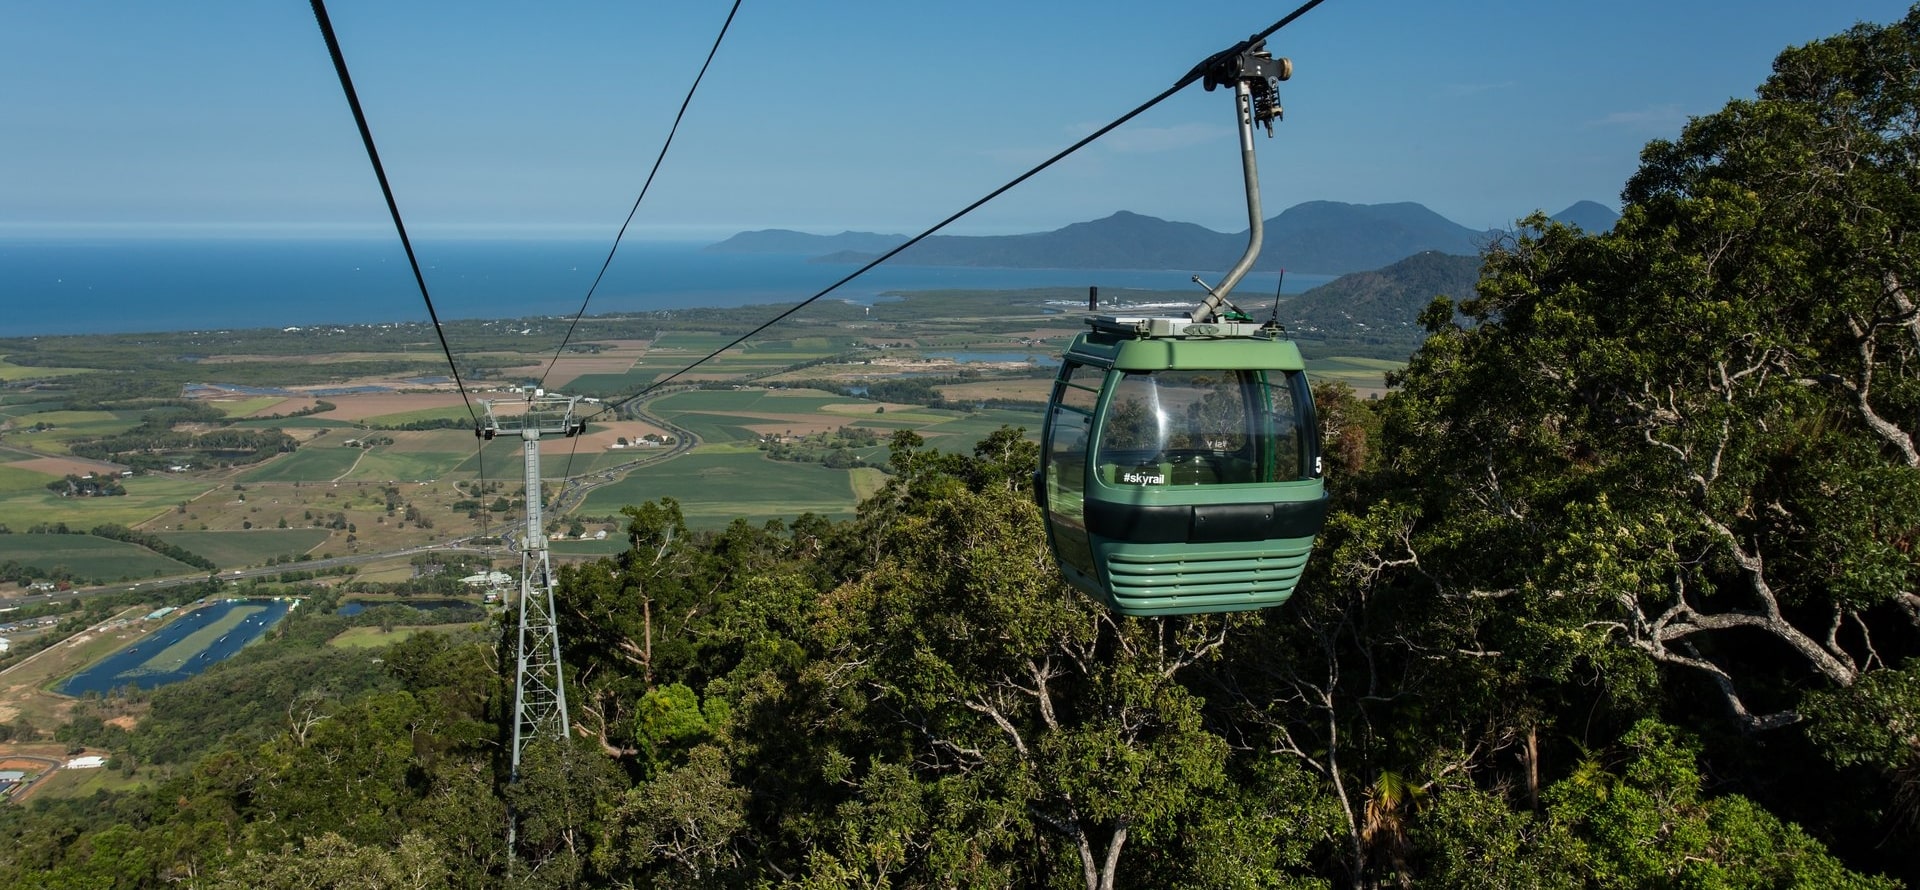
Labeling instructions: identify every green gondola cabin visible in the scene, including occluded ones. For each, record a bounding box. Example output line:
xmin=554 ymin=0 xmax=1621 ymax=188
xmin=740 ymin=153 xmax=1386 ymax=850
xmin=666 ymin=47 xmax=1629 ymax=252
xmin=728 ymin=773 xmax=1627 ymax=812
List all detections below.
xmin=1037 ymin=316 xmax=1326 ymax=615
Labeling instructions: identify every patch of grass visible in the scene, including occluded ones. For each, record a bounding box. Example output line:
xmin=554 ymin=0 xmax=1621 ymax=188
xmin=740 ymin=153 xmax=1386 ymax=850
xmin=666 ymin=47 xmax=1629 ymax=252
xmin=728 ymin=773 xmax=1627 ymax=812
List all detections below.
xmin=649 ymin=332 xmax=740 ymax=352
xmin=4 ymin=410 xmax=142 ymax=455
xmin=0 ymin=357 xmax=90 ymax=381
xmin=0 ymin=462 xmax=61 ymax=491
xmin=448 ymin=437 xmax=526 ymax=478
xmin=663 ymin=414 xmax=762 ymax=445
xmin=28 ymin=762 xmax=154 ymax=798
xmin=327 ymin=624 xmax=472 ymax=650
xmin=551 ymin=538 xmax=625 ymax=557
xmin=564 ymin=371 xmax=659 ymax=396
xmin=1312 ymin=356 xmax=1407 ymax=371
xmin=0 ymin=476 xmax=210 ymax=529
xmin=384 ymin=430 xmax=476 ymax=454
xmin=578 ymin=451 xmax=857 ymax=529
xmin=341 ymin=449 xmax=467 ymax=483
xmin=364 ymin=405 xmax=474 ymax=427
xmin=209 ymin=397 xmax=284 ymax=417
xmin=238 ymin=443 xmax=365 ymax=483
xmin=0 ymin=535 xmax=199 ymax=582
xmin=226 ymin=416 xmax=348 ymax=430
xmin=149 ymin=529 xmax=330 ymax=569
xmin=911 ymin=409 xmax=1042 ymax=452
xmin=848 ymin=467 xmax=889 ymax=502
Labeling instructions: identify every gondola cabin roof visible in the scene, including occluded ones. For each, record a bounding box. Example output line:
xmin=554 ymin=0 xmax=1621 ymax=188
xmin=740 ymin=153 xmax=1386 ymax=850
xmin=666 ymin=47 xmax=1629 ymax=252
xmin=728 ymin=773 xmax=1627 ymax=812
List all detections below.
xmin=1066 ymin=316 xmax=1306 ymax=373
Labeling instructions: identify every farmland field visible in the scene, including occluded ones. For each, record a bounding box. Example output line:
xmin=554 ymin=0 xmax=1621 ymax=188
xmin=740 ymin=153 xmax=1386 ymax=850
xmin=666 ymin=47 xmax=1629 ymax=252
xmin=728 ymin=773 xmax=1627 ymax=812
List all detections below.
xmin=225 ymin=416 xmax=346 ymax=430
xmin=578 ymin=450 xmax=857 ymax=528
xmin=149 ymin=529 xmax=330 ymax=568
xmin=0 ymin=534 xmax=198 ymax=581
xmin=238 ymin=443 xmax=365 ymax=483
xmin=361 ymin=405 xmax=472 ymax=427
xmin=341 ymin=449 xmax=470 ymax=483
xmin=661 ymin=413 xmax=762 ymax=446
xmin=0 ymin=357 xmax=90 ymax=381
xmin=0 ymin=476 xmax=210 ymax=528
xmin=209 ymin=397 xmax=284 ymax=417
xmin=0 ymin=463 xmax=60 ymax=491
xmin=1307 ymin=356 xmax=1404 ymax=393
xmin=550 ymin=538 xmax=626 ymax=558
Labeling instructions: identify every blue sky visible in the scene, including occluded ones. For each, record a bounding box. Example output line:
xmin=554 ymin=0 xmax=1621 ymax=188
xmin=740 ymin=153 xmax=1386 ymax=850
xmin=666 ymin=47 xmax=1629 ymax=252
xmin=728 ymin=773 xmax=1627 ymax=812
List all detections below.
xmin=4 ymin=1 xmax=1913 ymax=239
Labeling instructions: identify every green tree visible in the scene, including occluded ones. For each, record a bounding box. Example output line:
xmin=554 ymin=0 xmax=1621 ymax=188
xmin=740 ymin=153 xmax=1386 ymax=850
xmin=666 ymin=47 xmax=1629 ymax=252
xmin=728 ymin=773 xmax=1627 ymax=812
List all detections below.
xmin=1354 ymin=5 xmax=1920 ymax=881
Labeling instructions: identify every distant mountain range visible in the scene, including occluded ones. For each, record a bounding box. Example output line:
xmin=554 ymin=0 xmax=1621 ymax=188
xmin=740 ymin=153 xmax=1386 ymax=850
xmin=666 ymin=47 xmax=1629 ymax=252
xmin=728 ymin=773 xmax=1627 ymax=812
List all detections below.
xmin=705 ymin=200 xmax=1620 ymax=276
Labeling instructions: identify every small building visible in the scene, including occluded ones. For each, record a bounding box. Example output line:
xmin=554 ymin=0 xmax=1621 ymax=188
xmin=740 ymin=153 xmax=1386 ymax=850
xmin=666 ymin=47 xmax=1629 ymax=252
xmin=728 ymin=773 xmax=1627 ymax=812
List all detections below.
xmin=65 ymin=756 xmax=106 ymax=770
xmin=460 ymin=571 xmax=512 ymax=588
xmin=0 ymin=638 xmax=10 ymax=653
xmin=26 ymin=580 xmax=56 ymax=592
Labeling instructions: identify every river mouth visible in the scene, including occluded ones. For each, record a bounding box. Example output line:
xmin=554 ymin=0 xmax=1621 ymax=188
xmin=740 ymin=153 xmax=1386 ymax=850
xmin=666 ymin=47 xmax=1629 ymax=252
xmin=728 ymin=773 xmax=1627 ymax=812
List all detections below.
xmin=57 ymin=598 xmax=296 ymax=696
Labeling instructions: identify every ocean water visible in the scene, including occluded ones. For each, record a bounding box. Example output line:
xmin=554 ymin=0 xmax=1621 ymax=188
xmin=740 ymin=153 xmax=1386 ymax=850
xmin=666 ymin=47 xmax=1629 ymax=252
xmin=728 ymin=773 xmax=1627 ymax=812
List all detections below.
xmin=0 ymin=238 xmax=1329 ymax=337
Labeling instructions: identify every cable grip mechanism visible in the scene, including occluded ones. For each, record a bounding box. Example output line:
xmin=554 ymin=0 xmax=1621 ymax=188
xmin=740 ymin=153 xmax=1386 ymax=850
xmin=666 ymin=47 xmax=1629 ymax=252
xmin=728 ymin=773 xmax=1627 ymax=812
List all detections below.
xmin=1201 ymin=38 xmax=1291 ymax=133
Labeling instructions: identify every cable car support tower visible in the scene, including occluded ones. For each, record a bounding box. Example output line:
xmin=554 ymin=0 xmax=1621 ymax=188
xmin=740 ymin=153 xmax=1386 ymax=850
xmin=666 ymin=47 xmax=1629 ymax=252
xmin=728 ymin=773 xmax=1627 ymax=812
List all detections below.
xmin=479 ymin=392 xmax=586 ymax=843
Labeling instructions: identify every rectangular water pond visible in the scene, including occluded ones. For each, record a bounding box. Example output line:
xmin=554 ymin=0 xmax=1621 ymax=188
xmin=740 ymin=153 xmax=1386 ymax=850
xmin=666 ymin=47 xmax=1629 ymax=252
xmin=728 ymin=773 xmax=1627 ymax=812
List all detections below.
xmin=58 ymin=599 xmax=297 ymax=696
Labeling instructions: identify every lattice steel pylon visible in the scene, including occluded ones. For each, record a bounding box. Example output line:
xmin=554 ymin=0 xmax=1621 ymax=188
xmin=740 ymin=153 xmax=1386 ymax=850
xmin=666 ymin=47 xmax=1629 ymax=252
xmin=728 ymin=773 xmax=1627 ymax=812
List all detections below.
xmin=479 ymin=392 xmax=586 ymax=851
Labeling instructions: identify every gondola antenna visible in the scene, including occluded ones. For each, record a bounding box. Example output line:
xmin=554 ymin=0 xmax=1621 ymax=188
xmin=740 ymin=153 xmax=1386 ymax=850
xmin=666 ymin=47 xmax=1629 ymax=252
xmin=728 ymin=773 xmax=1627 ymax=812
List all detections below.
xmin=1268 ymin=268 xmax=1287 ymax=331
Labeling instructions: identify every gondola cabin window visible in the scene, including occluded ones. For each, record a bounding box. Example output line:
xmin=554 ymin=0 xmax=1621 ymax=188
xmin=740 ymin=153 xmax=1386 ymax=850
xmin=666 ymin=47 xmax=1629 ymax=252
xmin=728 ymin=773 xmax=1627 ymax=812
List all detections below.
xmin=1043 ymin=362 xmax=1101 ymax=575
xmin=1095 ymin=369 xmax=1306 ymax=489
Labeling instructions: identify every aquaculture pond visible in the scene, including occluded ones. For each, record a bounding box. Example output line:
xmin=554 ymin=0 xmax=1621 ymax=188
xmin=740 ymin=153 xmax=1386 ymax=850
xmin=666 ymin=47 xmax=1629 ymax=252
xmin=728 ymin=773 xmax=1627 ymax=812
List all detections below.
xmin=57 ymin=599 xmax=296 ymax=696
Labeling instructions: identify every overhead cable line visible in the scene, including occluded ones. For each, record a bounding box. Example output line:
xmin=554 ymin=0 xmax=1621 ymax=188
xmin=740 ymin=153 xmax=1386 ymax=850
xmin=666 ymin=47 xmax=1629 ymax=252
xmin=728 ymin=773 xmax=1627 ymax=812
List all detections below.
xmin=549 ymin=0 xmax=745 ymax=498
xmin=538 ymin=0 xmax=743 ymax=393
xmin=309 ymin=0 xmax=480 ymax=428
xmin=310 ymin=0 xmax=496 ymax=534
xmin=585 ymin=0 xmax=1331 ymax=423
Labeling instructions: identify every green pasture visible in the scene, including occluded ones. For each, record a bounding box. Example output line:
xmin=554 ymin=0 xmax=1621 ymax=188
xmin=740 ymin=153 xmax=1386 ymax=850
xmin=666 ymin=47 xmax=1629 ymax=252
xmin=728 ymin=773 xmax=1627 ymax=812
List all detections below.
xmin=578 ymin=451 xmax=857 ymax=529
xmin=744 ymin=336 xmax=845 ymax=353
xmin=661 ymin=413 xmax=763 ymax=446
xmin=848 ymin=467 xmax=889 ymax=502
xmin=227 ymin=416 xmax=346 ymax=430
xmin=210 ymin=396 xmax=284 ymax=417
xmin=363 ymin=405 xmax=472 ymax=427
xmin=550 ymin=538 xmax=626 ymax=558
xmin=0 ymin=462 xmax=61 ymax=490
xmin=1307 ymin=355 xmax=1406 ymax=391
xmin=4 ymin=410 xmax=143 ymax=454
xmin=649 ymin=332 xmax=741 ymax=352
xmin=449 ymin=437 xmax=528 ymax=479
xmin=564 ymin=371 xmax=659 ymax=396
xmin=342 ymin=449 xmax=468 ymax=483
xmin=328 ymin=625 xmax=466 ymax=650
xmin=150 ymin=528 xmax=331 ymax=569
xmin=238 ymin=444 xmax=365 ymax=483
xmin=386 ymin=429 xmax=476 ymax=453
xmin=0 ymin=534 xmax=199 ymax=582
xmin=0 ymin=475 xmax=209 ymax=528
xmin=0 ymin=356 xmax=90 ymax=381
xmin=31 ymin=765 xmax=159 ymax=800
